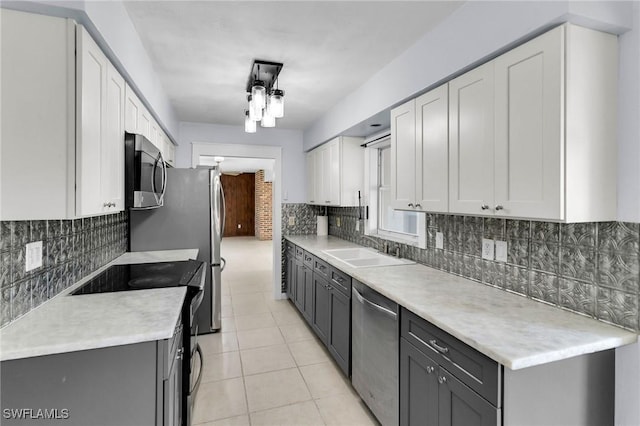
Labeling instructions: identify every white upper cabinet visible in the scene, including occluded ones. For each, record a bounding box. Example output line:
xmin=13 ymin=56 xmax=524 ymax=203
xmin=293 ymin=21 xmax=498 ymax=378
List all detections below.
xmin=448 ymin=23 xmax=616 ymax=222
xmin=103 ymin=62 xmax=126 ymax=211
xmin=391 ymin=83 xmax=449 ymax=213
xmin=390 ymin=100 xmax=416 ymax=211
xmin=306 ymin=136 xmax=364 ymax=207
xmin=306 ymin=151 xmax=317 ymax=204
xmin=448 ymin=62 xmax=495 ymax=216
xmin=124 ymin=84 xmax=141 ymax=134
xmin=0 ymin=9 xmax=76 ymax=220
xmin=76 ymin=25 xmax=125 ymax=216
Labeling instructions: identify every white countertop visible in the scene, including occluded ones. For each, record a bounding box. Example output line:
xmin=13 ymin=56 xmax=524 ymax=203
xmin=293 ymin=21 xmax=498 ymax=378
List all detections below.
xmin=0 ymin=249 xmax=199 ymax=362
xmin=286 ymin=235 xmax=638 ymax=370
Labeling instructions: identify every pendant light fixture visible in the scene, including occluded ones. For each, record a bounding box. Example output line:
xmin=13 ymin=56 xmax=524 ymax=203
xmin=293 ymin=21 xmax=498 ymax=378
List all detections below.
xmin=244 ymin=59 xmax=285 ymax=132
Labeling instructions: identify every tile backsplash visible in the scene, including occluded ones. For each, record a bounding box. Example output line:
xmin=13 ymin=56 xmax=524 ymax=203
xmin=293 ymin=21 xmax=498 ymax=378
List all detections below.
xmin=0 ymin=212 xmax=128 ymax=327
xmin=323 ymin=206 xmax=639 ymax=332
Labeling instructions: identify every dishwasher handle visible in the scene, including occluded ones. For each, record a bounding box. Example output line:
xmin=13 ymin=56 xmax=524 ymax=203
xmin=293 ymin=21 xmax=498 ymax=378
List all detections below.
xmin=353 ymin=287 xmax=397 ymax=320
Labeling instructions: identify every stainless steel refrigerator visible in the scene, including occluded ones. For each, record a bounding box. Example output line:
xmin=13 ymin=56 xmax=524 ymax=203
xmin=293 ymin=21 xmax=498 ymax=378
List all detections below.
xmin=129 ymin=167 xmax=224 ymax=334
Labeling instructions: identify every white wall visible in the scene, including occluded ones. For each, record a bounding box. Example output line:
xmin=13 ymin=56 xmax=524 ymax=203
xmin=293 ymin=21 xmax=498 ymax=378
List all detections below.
xmin=178 ymin=122 xmax=306 ymax=203
xmin=303 ymin=1 xmax=634 ymax=148
xmin=2 ymin=0 xmax=179 ymax=141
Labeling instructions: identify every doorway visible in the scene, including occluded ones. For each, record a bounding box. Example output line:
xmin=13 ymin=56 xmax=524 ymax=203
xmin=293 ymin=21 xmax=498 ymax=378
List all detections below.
xmin=192 ymin=143 xmax=284 ymax=300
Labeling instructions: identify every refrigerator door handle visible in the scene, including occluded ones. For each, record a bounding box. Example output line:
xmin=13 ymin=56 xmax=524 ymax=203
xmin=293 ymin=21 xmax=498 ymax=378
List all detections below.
xmin=219 ymin=181 xmax=226 ymax=239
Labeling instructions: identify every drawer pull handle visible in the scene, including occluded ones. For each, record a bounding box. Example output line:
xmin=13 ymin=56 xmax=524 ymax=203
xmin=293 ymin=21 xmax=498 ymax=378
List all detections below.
xmin=334 ymin=277 xmax=344 ymax=283
xmin=426 ymin=366 xmax=434 ymax=374
xmin=429 ymin=339 xmax=449 ymax=354
xmin=438 ymin=376 xmax=447 ymax=385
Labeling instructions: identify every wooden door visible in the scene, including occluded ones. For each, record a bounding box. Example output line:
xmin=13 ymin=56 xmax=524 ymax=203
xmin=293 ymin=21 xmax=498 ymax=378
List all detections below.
xmin=416 ymin=84 xmax=449 ymax=213
xmin=448 ymin=62 xmax=495 ymax=216
xmin=220 ymin=173 xmax=255 ymax=237
xmin=494 ymin=26 xmax=562 ymax=220
xmin=390 ymin=100 xmax=416 ymax=211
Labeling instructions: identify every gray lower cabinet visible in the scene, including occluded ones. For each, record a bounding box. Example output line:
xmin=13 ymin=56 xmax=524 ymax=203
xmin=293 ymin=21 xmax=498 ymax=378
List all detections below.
xmin=312 ymin=274 xmax=331 ymax=344
xmin=285 ymin=243 xmax=295 ymax=301
xmin=401 ymin=307 xmax=616 ymax=426
xmin=1 ymin=321 xmax=184 ymax=426
xmin=285 ymin=242 xmax=351 ymax=376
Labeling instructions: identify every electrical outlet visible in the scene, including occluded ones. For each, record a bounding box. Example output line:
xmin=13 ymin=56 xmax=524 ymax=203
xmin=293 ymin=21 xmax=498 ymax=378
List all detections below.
xmin=25 ymin=241 xmax=43 ymax=272
xmin=288 ymin=216 xmax=295 ymax=226
xmin=435 ymin=232 xmax=444 ymax=250
xmin=336 ymin=217 xmax=341 ymax=227
xmin=482 ymin=238 xmax=495 ymax=260
xmin=495 ymin=240 xmax=508 ymax=263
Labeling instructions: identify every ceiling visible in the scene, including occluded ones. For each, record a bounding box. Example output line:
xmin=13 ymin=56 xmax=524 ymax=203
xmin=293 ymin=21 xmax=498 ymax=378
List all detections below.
xmin=124 ymin=1 xmax=463 ymax=131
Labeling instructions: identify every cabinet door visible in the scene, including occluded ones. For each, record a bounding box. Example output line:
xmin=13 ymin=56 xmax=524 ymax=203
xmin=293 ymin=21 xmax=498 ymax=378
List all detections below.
xmin=494 ymin=26 xmax=562 ymax=220
xmin=140 ymin=108 xmax=152 ymax=140
xmin=124 ymin=84 xmax=141 ymax=133
xmin=400 ymin=338 xmax=439 ymax=426
xmin=294 ymin=261 xmax=305 ymax=312
xmin=318 ymin=144 xmax=331 ymax=205
xmin=438 ymin=369 xmax=498 ymax=426
xmin=303 ymin=266 xmax=314 ymax=324
xmin=416 ymin=84 xmax=449 ymax=213
xmin=76 ymin=25 xmax=107 ymax=216
xmin=327 ymin=287 xmax=350 ymax=376
xmin=390 ymin=100 xmax=417 ymax=210
xmin=449 ymin=62 xmax=495 ymax=216
xmin=327 ymin=138 xmax=341 ymax=205
xmin=314 ymin=148 xmax=325 ymax=205
xmin=306 ymin=151 xmax=317 ymax=204
xmin=312 ymin=276 xmax=330 ymax=344
xmin=103 ymin=62 xmax=125 ymax=212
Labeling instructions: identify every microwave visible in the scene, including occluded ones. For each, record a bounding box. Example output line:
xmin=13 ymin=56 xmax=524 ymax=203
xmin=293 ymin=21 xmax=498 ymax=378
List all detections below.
xmin=124 ymin=132 xmax=167 ymax=209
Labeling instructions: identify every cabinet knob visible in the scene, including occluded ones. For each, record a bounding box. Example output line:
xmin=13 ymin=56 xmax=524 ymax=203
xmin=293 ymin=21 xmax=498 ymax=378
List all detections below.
xmin=426 ymin=366 xmax=434 ymax=374
xmin=438 ymin=376 xmax=447 ymax=385
xmin=325 ymin=200 xmax=331 ymax=204
xmin=408 ymin=203 xmax=414 ymax=208
xmin=495 ymin=205 xmax=504 ymax=211
xmin=481 ymin=204 xmax=489 ymax=210
xmin=176 ymin=348 xmax=184 ymax=360
xmin=415 ymin=204 xmax=422 ymax=209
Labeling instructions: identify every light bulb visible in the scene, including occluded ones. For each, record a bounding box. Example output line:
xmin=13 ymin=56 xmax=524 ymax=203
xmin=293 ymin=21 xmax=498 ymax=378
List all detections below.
xmin=261 ymin=110 xmax=275 ymax=127
xmin=244 ymin=110 xmax=256 ymax=133
xmin=251 ymin=80 xmax=266 ymax=109
xmin=248 ymin=94 xmax=262 ymax=121
xmin=270 ymin=89 xmax=284 ymax=118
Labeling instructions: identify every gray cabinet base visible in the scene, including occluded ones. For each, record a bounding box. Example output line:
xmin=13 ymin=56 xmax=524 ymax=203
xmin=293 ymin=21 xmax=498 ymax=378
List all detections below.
xmin=1 ymin=342 xmax=158 ymax=426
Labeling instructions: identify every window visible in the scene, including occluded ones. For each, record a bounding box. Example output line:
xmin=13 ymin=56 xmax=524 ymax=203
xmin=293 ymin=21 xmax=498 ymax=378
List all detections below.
xmin=364 ymin=135 xmax=426 ymax=248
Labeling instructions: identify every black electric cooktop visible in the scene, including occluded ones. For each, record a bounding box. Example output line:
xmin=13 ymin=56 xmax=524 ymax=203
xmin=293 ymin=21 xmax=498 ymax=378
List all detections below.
xmin=71 ymin=260 xmax=203 ymax=295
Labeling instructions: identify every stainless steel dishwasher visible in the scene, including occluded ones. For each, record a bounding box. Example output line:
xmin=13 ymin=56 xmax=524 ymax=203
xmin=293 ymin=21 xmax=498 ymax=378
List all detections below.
xmin=351 ymin=279 xmax=399 ymax=426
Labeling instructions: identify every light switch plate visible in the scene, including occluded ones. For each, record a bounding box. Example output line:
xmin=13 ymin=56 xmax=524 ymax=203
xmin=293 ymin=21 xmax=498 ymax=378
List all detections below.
xmin=482 ymin=238 xmax=495 ymax=260
xmin=435 ymin=232 xmax=444 ymax=250
xmin=495 ymin=240 xmax=508 ymax=263
xmin=26 ymin=241 xmax=43 ymax=272
xmin=288 ymin=216 xmax=295 ymax=226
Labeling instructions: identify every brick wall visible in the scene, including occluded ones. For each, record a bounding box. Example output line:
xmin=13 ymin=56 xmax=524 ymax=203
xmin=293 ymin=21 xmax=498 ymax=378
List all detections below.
xmin=255 ymin=170 xmax=273 ymax=240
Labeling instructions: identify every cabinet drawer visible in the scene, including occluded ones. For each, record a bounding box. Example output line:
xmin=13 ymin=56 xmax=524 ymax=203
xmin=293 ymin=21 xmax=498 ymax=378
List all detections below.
xmin=303 ymin=251 xmax=315 ymax=268
xmin=401 ymin=308 xmax=500 ymax=406
xmin=285 ymin=241 xmax=295 ymax=257
xmin=314 ymin=258 xmax=330 ymax=279
xmin=295 ymin=246 xmax=304 ymax=260
xmin=330 ymin=267 xmax=351 ymax=297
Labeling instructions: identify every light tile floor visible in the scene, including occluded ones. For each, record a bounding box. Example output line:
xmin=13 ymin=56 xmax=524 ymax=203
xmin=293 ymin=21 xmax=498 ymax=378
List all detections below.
xmin=193 ymin=237 xmax=379 ymax=426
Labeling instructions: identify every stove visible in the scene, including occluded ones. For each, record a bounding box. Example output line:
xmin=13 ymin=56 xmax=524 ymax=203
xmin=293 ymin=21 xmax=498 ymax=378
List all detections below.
xmin=71 ymin=259 xmax=206 ymax=426
xmin=71 ymin=260 xmax=203 ymax=295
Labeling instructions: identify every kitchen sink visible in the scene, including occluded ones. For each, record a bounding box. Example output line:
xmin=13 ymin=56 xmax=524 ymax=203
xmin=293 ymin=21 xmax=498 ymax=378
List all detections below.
xmin=322 ymin=248 xmax=414 ymax=268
